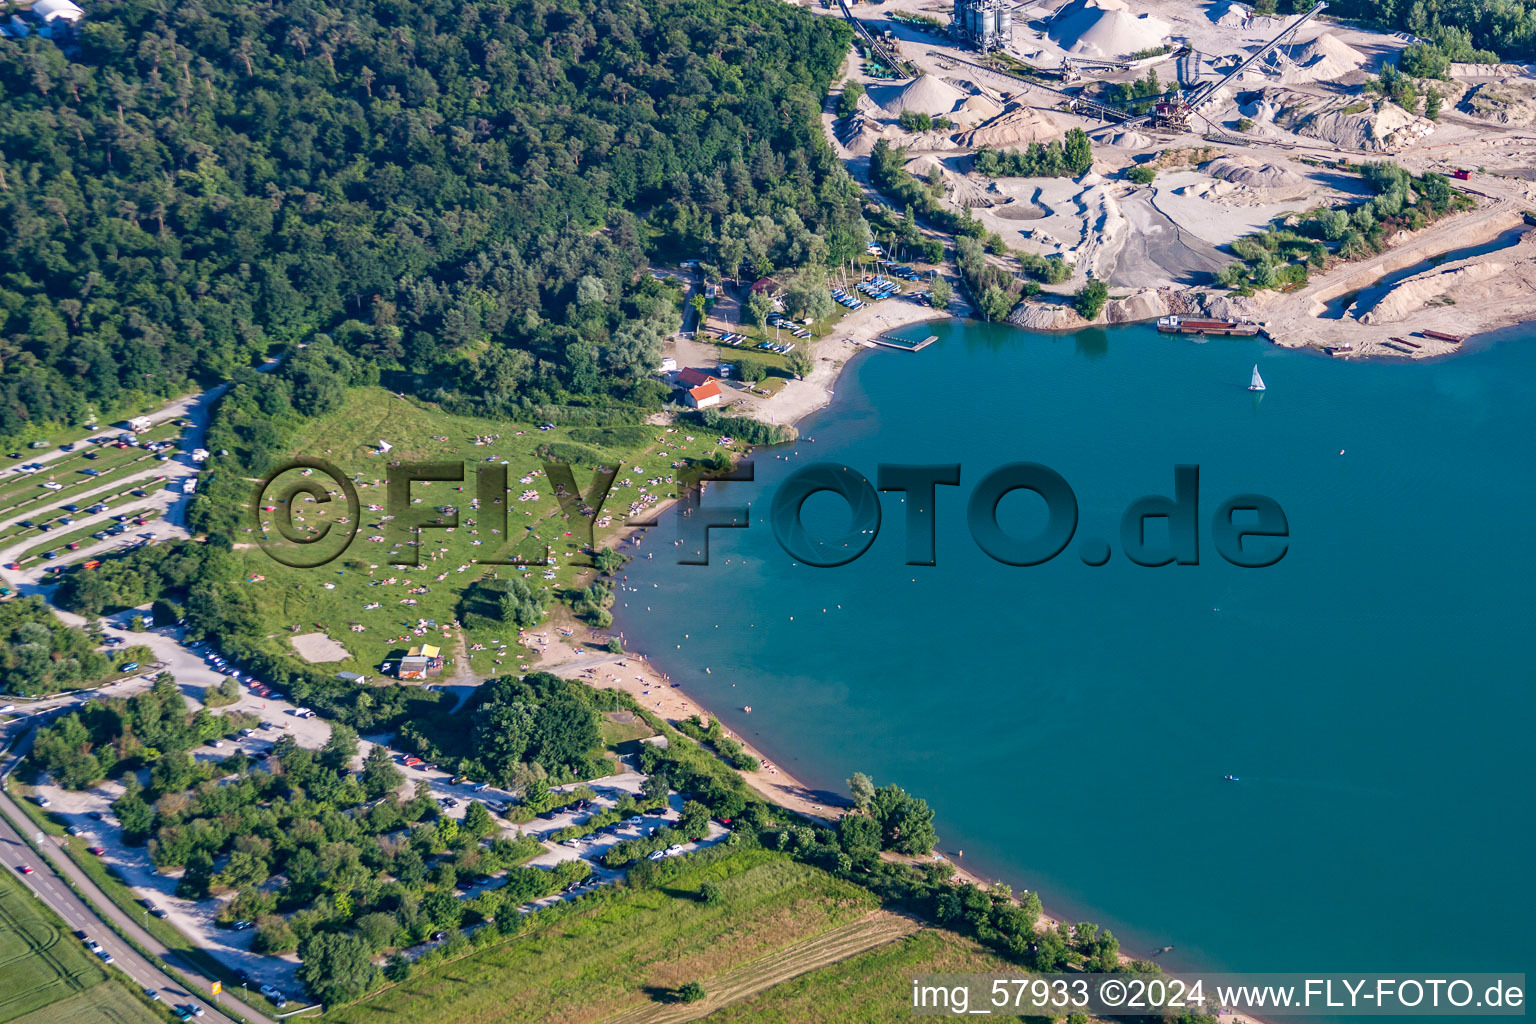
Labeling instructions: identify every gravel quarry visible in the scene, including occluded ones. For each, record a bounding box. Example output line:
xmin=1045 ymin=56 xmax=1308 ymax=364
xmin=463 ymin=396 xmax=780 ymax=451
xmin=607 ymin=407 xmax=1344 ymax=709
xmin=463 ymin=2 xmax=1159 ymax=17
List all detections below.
xmin=820 ymin=0 xmax=1536 ymax=354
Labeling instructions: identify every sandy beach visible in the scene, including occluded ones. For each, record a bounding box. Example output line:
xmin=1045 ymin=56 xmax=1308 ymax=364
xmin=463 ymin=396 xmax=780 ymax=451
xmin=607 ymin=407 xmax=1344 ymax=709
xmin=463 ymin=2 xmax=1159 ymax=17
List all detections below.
xmin=735 ymin=297 xmax=958 ymax=428
xmin=532 ymin=617 xmax=849 ymax=823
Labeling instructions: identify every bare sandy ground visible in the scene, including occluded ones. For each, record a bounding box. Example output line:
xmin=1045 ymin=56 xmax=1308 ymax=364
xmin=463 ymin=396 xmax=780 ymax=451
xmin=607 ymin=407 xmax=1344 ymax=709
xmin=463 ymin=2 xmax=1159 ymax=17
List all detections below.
xmin=736 ymin=297 xmax=956 ymax=428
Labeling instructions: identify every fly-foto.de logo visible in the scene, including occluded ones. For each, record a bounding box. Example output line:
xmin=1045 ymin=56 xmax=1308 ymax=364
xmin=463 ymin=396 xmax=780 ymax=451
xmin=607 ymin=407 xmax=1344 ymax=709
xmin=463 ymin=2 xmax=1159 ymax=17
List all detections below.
xmin=252 ymin=459 xmax=1288 ymax=570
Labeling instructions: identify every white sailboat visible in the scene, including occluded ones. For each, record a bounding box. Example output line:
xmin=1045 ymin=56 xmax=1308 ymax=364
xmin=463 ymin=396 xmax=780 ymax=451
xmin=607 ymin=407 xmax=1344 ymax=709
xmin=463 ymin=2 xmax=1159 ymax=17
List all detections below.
xmin=1248 ymin=365 xmax=1266 ymax=392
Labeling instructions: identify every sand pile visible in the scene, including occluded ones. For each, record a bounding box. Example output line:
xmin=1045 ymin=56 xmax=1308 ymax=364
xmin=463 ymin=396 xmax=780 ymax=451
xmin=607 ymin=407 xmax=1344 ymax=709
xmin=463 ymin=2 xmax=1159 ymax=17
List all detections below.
xmin=1296 ymin=101 xmax=1435 ymax=151
xmin=956 ymin=103 xmax=1062 ymax=149
xmin=1287 ymin=32 xmax=1367 ymax=81
xmin=1211 ymin=1 xmax=1285 ymax=33
xmin=1105 ymin=289 xmax=1171 ymax=323
xmin=1361 ymin=261 xmax=1511 ymax=324
xmin=1047 ymin=0 xmax=1170 ymax=60
xmin=1450 ymin=62 xmax=1535 ymax=78
xmin=1212 ymin=2 xmax=1248 ymax=28
xmin=1239 ymin=95 xmax=1280 ymax=123
xmin=1460 ymin=80 xmax=1536 ymax=126
xmin=1206 ymin=155 xmax=1309 ymax=190
xmin=872 ymin=74 xmax=966 ymax=118
xmin=1007 ymin=301 xmax=1083 ymax=329
xmin=956 ymin=94 xmax=1005 ymax=124
xmin=906 ymin=155 xmax=945 ymax=180
xmin=840 ymin=118 xmax=892 ymax=157
xmin=1105 ymin=129 xmax=1152 ymax=148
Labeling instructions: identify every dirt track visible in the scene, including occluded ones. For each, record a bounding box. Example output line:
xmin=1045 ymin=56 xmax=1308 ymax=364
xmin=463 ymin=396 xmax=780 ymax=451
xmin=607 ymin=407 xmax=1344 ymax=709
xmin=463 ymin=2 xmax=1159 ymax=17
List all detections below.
xmin=596 ymin=910 xmax=922 ymax=1024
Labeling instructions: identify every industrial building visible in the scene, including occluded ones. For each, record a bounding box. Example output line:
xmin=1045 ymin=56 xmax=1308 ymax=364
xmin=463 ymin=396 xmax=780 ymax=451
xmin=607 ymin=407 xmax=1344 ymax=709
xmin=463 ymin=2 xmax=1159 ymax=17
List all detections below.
xmin=951 ymin=0 xmax=1012 ymax=53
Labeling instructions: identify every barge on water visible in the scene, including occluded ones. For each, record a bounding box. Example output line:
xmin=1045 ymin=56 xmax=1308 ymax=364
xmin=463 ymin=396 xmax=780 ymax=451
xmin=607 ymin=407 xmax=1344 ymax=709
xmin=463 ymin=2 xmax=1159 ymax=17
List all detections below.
xmin=1156 ymin=315 xmax=1260 ymax=336
xmin=1421 ymin=330 xmax=1465 ymax=345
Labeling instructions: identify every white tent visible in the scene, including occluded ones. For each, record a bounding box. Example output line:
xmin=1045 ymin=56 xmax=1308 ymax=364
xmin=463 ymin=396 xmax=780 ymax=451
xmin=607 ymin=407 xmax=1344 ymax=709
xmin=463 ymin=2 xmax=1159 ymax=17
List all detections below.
xmin=378 ymin=440 xmax=393 ymax=453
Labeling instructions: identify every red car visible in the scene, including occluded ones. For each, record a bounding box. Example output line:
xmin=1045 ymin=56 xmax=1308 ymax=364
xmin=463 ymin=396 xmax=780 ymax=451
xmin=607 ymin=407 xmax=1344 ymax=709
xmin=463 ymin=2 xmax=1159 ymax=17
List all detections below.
xmin=402 ymin=756 xmax=423 ymax=767
xmin=17 ymin=865 xmax=33 ymax=874
xmin=87 ymin=846 xmax=106 ymax=856
xmin=3 ymin=562 xmax=18 ymax=570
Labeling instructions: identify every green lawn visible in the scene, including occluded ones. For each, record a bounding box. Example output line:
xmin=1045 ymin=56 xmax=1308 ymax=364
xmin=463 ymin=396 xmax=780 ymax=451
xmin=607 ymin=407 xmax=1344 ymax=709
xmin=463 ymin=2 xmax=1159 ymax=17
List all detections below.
xmin=234 ymin=386 xmax=743 ymax=678
xmin=0 ymin=865 xmax=160 ymax=1024
xmin=598 ymin=711 xmax=657 ymax=748
xmin=328 ymin=848 xmax=877 ymax=1024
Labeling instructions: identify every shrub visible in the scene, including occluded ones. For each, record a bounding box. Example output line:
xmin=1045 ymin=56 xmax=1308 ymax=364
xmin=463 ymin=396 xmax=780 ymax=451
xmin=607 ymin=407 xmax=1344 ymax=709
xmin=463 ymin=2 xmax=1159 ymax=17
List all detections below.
xmin=1073 ymin=280 xmax=1110 ymax=321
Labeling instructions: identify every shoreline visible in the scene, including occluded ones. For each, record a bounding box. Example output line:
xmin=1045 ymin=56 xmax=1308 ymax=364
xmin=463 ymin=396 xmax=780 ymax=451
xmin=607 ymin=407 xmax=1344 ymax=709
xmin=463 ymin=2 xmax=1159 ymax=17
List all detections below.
xmin=540 ymin=305 xmax=1275 ymax=1018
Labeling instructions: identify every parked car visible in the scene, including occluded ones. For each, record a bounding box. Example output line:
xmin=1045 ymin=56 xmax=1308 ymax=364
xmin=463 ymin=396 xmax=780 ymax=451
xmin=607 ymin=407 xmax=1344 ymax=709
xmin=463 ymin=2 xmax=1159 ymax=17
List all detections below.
xmin=121 ymin=662 xmax=139 ymax=672
xmin=87 ymin=846 xmax=105 ymax=856
xmin=144 ymin=989 xmax=161 ymax=1002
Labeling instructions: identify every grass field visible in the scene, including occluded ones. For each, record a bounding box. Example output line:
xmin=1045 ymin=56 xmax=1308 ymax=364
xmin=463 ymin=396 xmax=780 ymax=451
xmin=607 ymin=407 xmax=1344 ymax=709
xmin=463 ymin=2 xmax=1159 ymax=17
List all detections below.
xmin=235 ymin=386 xmax=742 ymax=677
xmin=599 ymin=711 xmax=657 ymax=748
xmin=327 ymin=848 xmax=880 ymax=1024
xmin=696 ymin=927 xmax=1037 ymax=1024
xmin=0 ymin=866 xmax=159 ymax=1024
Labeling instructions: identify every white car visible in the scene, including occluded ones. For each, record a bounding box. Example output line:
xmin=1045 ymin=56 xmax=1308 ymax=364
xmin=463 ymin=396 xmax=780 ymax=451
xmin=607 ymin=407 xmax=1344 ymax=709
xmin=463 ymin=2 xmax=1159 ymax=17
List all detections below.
xmin=0 ymin=705 xmax=15 ymax=713
xmin=41 ymin=481 xmax=63 ymax=490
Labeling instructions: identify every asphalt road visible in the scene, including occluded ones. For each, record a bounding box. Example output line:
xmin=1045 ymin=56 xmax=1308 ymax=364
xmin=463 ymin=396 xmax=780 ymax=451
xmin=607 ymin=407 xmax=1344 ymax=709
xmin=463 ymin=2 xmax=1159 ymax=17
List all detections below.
xmin=0 ymin=710 xmax=273 ymax=1024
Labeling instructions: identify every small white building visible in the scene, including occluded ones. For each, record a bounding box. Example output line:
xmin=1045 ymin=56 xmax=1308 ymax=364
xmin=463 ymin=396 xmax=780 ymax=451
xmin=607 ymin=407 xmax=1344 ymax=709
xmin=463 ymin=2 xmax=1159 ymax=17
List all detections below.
xmin=658 ymin=357 xmax=678 ymax=373
xmin=32 ymin=0 xmax=85 ymax=23
xmin=127 ymin=416 xmax=152 ymax=433
xmin=684 ymin=381 xmax=722 ymax=409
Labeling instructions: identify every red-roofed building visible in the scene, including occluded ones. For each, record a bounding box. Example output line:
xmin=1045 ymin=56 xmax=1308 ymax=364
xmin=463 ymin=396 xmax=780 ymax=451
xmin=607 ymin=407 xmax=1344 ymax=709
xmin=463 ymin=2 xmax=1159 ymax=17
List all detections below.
xmin=676 ymin=367 xmax=714 ymax=388
xmin=749 ymin=276 xmax=784 ymax=296
xmin=684 ymin=381 xmax=722 ymax=409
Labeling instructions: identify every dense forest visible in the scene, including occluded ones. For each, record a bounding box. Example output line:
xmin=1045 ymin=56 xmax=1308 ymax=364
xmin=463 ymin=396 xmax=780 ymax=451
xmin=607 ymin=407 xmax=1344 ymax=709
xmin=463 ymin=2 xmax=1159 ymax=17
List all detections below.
xmin=0 ymin=0 xmax=864 ymax=440
xmin=0 ymin=594 xmax=118 ymax=696
xmin=1264 ymin=0 xmax=1536 ymax=60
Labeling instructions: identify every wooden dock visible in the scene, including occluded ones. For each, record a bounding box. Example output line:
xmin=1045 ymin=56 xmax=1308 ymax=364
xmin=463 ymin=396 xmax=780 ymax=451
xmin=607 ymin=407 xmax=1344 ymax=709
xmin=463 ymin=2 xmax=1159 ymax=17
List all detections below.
xmin=872 ymin=333 xmax=937 ymax=352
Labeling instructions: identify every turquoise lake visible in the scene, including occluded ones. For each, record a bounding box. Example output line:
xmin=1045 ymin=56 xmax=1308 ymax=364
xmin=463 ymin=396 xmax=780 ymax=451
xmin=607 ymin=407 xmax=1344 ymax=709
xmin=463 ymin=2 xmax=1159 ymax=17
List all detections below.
xmin=614 ymin=318 xmax=1535 ymax=982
